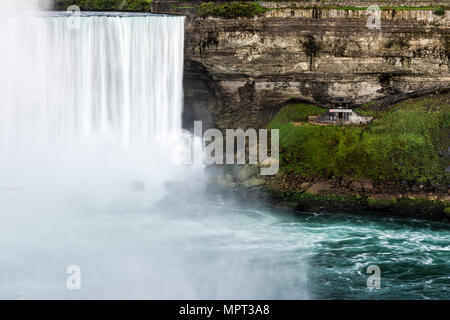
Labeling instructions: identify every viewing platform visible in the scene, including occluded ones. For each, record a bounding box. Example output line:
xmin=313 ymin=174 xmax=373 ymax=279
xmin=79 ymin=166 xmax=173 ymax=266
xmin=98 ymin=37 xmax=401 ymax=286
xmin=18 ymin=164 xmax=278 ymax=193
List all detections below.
xmin=308 ymin=99 xmax=373 ymax=126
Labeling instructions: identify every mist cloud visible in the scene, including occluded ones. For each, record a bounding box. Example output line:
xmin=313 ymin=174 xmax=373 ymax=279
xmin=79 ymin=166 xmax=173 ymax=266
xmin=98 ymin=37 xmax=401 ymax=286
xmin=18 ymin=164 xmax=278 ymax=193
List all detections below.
xmin=0 ymin=0 xmax=52 ymax=10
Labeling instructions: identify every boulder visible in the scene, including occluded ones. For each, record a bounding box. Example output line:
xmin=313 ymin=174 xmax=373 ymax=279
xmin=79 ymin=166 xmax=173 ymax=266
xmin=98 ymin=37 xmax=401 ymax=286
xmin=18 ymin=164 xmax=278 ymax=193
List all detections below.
xmin=415 ymin=193 xmax=428 ymax=200
xmin=367 ymin=194 xmax=398 ymax=208
xmin=361 ymin=179 xmax=374 ymax=192
xmin=405 ymin=193 xmax=427 ymax=200
xmin=307 ymin=181 xmax=333 ymax=195
xmin=300 ymin=182 xmax=310 ymax=190
xmin=233 ymin=165 xmax=258 ymax=183
xmin=340 ymin=178 xmax=352 ymax=187
xmin=427 ymin=193 xmax=438 ymax=201
xmin=406 ymin=193 xmax=416 ymax=200
xmin=259 ymin=157 xmax=279 ymax=168
xmin=243 ymin=177 xmax=265 ymax=188
xmin=350 ymin=180 xmax=363 ymax=191
xmin=216 ymin=176 xmax=235 ymax=188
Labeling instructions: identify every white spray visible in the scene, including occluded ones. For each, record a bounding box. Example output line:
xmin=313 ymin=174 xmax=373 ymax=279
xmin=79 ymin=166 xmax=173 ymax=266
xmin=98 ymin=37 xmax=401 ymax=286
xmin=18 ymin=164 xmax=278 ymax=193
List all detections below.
xmin=0 ymin=3 xmax=309 ymax=300
xmin=0 ymin=0 xmax=52 ymax=11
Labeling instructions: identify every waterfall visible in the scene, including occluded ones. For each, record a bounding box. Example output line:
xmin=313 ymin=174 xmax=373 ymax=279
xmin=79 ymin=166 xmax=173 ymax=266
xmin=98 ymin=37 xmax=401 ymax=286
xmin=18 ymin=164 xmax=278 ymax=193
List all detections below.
xmin=0 ymin=12 xmax=190 ymax=209
xmin=0 ymin=12 xmax=185 ymax=150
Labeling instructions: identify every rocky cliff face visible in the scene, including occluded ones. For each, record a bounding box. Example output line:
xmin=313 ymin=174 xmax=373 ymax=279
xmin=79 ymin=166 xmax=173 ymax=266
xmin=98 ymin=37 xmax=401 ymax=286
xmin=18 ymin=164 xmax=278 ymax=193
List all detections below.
xmin=154 ymin=2 xmax=450 ymax=129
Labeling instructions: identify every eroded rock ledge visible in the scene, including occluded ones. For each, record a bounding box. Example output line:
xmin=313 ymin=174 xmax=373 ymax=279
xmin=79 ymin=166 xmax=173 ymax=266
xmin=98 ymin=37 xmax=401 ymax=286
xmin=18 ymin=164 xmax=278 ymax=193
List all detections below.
xmin=156 ymin=1 xmax=450 ymax=219
xmin=153 ymin=1 xmax=450 ymax=129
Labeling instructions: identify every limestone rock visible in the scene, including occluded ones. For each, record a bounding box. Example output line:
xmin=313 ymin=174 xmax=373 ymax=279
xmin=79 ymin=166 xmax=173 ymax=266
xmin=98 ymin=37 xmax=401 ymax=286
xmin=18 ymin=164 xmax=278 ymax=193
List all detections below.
xmin=350 ymin=181 xmax=363 ymax=191
xmin=179 ymin=6 xmax=450 ymax=129
xmin=216 ymin=176 xmax=235 ymax=188
xmin=307 ymin=181 xmax=333 ymax=195
xmin=361 ymin=179 xmax=374 ymax=192
xmin=300 ymin=182 xmax=310 ymax=190
xmin=233 ymin=165 xmax=258 ymax=183
xmin=243 ymin=177 xmax=265 ymax=188
xmin=415 ymin=193 xmax=428 ymax=200
xmin=427 ymin=193 xmax=438 ymax=201
xmin=259 ymin=157 xmax=279 ymax=168
xmin=340 ymin=178 xmax=351 ymax=187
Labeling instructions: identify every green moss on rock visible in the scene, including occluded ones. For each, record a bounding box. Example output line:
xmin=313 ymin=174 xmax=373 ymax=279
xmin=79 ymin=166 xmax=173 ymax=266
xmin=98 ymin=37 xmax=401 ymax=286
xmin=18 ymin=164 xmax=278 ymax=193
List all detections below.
xmin=265 ymin=181 xmax=448 ymax=220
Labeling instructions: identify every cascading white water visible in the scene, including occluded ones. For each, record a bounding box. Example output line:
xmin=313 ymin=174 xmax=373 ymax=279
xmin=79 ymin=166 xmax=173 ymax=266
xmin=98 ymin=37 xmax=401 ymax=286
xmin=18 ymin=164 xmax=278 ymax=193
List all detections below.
xmin=0 ymin=12 xmax=192 ymax=207
xmin=0 ymin=12 xmax=184 ymax=150
xmin=1 ymin=5 xmax=449 ymax=302
xmin=0 ymin=8 xmax=309 ymax=300
xmin=0 ymin=12 xmax=214 ymax=299
xmin=0 ymin=8 xmax=310 ymax=301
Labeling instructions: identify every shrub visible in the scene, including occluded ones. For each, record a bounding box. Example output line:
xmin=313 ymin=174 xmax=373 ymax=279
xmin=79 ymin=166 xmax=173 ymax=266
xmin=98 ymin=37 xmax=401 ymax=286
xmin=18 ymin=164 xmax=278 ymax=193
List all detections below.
xmin=54 ymin=0 xmax=152 ymax=11
xmin=197 ymin=2 xmax=270 ymax=18
xmin=268 ymin=103 xmax=324 ymax=128
xmin=434 ymin=7 xmax=445 ymax=16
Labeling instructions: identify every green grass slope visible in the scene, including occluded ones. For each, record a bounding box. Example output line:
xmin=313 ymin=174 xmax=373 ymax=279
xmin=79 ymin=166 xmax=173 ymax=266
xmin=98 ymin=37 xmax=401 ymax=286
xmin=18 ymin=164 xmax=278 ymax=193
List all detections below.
xmin=268 ymin=94 xmax=450 ymax=184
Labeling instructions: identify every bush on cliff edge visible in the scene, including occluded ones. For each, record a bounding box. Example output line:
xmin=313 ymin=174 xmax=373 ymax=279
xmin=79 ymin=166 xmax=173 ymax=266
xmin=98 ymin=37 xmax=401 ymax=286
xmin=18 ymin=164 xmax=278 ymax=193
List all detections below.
xmin=197 ymin=2 xmax=269 ymax=18
xmin=54 ymin=0 xmax=152 ymax=11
